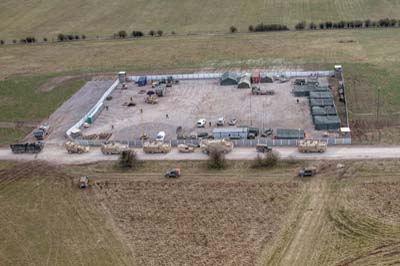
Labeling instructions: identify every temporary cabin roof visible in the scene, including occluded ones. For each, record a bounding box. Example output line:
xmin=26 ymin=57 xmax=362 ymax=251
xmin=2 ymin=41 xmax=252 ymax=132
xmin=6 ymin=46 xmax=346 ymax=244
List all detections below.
xmin=213 ymin=127 xmax=248 ymax=134
xmin=309 ymin=91 xmax=333 ymax=99
xmin=221 ymin=72 xmax=239 ymax=81
xmin=310 ymin=98 xmax=334 ymax=107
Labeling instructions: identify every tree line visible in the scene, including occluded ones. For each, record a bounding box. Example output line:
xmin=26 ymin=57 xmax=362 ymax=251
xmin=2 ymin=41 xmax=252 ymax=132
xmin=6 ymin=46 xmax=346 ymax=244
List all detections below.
xmin=228 ymin=17 xmax=400 ymax=33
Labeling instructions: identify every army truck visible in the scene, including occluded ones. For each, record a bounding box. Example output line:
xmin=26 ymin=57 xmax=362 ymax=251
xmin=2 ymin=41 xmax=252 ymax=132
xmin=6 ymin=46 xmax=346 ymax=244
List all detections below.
xmin=65 ymin=141 xmax=89 ymax=154
xmin=101 ymin=142 xmax=129 ymax=155
xmin=256 ymin=144 xmax=272 ymax=153
xmin=177 ymin=144 xmax=197 ymax=153
xmin=155 ymin=84 xmax=167 ymax=97
xmin=200 ymin=139 xmax=234 ymax=154
xmin=33 ymin=124 xmax=49 ymax=140
xmin=10 ymin=142 xmax=44 ymax=154
xmin=79 ymin=176 xmax=89 ymax=188
xmin=298 ymin=139 xmax=327 ymax=153
xmin=145 ymin=95 xmax=158 ymax=104
xmin=251 ymin=87 xmax=274 ymax=95
xmin=143 ymin=141 xmax=171 ymax=153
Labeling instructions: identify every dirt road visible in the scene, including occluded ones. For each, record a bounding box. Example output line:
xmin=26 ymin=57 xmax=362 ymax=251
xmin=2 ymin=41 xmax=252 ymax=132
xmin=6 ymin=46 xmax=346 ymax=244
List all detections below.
xmin=2 ymin=144 xmax=400 ymax=164
xmin=271 ymin=177 xmax=328 ymax=266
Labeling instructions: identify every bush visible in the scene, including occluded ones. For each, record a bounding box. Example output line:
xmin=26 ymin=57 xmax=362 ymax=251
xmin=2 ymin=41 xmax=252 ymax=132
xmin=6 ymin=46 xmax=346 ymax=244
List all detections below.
xmin=319 ymin=23 xmax=324 ymax=29
xmin=119 ymin=150 xmax=138 ymax=169
xmin=295 ymin=21 xmax=306 ymax=30
xmin=0 ymin=40 xmax=3 ymax=45
xmin=248 ymin=25 xmax=254 ymax=32
xmin=254 ymin=23 xmax=289 ymax=32
xmin=157 ymin=30 xmax=163 ymax=36
xmin=43 ymin=37 xmax=47 ymax=42
xmin=252 ymin=151 xmax=280 ymax=168
xmin=75 ymin=35 xmax=80 ymax=40
xmin=149 ymin=30 xmax=155 ymax=36
xmin=118 ymin=30 xmax=127 ymax=38
xmin=207 ymin=146 xmax=226 ymax=170
xmin=171 ymin=31 xmax=176 ymax=35
xmin=309 ymin=22 xmax=317 ymax=30
xmin=12 ymin=40 xmax=16 ymax=44
xmin=230 ymin=26 xmax=237 ymax=33
xmin=132 ymin=31 xmax=144 ymax=37
xmin=57 ymin=33 xmax=65 ymax=42
xmin=81 ymin=34 xmax=86 ymax=39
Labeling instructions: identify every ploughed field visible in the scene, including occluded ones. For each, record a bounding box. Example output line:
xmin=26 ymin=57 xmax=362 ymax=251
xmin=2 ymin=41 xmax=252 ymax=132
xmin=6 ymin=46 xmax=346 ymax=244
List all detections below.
xmin=1 ymin=160 xmax=400 ymax=266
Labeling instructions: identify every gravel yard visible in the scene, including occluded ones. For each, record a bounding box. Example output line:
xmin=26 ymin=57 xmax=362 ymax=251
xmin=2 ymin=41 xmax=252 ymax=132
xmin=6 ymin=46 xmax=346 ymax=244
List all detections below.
xmin=82 ymin=78 xmax=325 ymax=140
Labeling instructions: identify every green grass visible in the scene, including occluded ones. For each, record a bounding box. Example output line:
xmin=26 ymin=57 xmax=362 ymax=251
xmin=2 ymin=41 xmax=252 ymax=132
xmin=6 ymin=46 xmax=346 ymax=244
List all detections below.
xmin=0 ymin=0 xmax=400 ymax=39
xmin=0 ymin=76 xmax=85 ymax=122
xmin=0 ymin=76 xmax=86 ymax=144
xmin=0 ymin=128 xmax=34 ymax=145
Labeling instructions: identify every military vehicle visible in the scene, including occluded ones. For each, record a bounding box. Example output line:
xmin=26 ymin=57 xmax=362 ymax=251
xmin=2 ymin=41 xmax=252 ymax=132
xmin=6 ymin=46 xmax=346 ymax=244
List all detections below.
xmin=165 ymin=168 xmax=181 ymax=178
xmin=155 ymin=84 xmax=167 ymax=97
xmin=298 ymin=166 xmax=317 ymax=177
xmin=33 ymin=124 xmax=49 ymax=140
xmin=65 ymin=141 xmax=89 ymax=154
xmin=10 ymin=142 xmax=44 ymax=154
xmin=79 ymin=176 xmax=89 ymax=188
xmin=101 ymin=142 xmax=129 ymax=155
xmin=200 ymin=139 xmax=233 ymax=154
xmin=251 ymin=87 xmax=275 ymax=95
xmin=256 ymin=144 xmax=272 ymax=153
xmin=145 ymin=95 xmax=158 ymax=104
xmin=298 ymin=139 xmax=327 ymax=153
xmin=143 ymin=141 xmax=171 ymax=153
xmin=177 ymin=144 xmax=197 ymax=153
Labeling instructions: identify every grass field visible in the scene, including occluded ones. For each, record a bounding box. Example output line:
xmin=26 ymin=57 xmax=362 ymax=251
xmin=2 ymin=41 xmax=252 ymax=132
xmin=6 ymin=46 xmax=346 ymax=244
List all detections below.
xmin=1 ymin=0 xmax=400 ymax=39
xmin=0 ymin=160 xmax=399 ymax=266
xmin=0 ymin=76 xmax=86 ymax=145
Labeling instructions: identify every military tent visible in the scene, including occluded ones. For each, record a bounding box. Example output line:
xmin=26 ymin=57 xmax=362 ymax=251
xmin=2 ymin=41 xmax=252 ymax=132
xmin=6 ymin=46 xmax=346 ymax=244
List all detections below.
xmin=220 ymin=72 xmax=239 ymax=86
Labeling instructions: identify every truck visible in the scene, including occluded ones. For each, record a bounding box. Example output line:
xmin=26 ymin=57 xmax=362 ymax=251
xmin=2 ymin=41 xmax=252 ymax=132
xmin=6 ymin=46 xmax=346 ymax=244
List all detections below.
xmin=101 ymin=142 xmax=129 ymax=155
xmin=10 ymin=142 xmax=44 ymax=154
xmin=165 ymin=168 xmax=181 ymax=178
xmin=79 ymin=176 xmax=89 ymax=188
xmin=155 ymin=84 xmax=167 ymax=97
xmin=251 ymin=87 xmax=274 ymax=95
xmin=143 ymin=141 xmax=171 ymax=153
xmin=33 ymin=124 xmax=49 ymax=140
xmin=256 ymin=144 xmax=272 ymax=153
xmin=200 ymin=139 xmax=233 ymax=154
xmin=145 ymin=95 xmax=158 ymax=104
xmin=298 ymin=139 xmax=327 ymax=153
xmin=177 ymin=144 xmax=197 ymax=153
xmin=298 ymin=166 xmax=317 ymax=177
xmin=65 ymin=141 xmax=89 ymax=154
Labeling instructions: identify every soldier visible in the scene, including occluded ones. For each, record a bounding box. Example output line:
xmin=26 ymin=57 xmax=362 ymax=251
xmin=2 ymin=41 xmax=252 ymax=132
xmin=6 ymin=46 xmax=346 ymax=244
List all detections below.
xmin=296 ymin=99 xmax=299 ymax=104
xmin=166 ymin=114 xmax=169 ymax=119
xmin=209 ymin=121 xmax=211 ymax=127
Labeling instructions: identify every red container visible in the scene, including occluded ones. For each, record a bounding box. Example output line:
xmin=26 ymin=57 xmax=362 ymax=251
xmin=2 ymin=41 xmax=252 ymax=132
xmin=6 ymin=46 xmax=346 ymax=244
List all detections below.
xmin=251 ymin=71 xmax=260 ymax=84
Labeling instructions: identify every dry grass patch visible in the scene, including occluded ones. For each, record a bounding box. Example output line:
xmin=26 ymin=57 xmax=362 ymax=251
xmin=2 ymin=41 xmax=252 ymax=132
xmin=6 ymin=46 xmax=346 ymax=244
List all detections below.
xmin=95 ymin=178 xmax=301 ymax=266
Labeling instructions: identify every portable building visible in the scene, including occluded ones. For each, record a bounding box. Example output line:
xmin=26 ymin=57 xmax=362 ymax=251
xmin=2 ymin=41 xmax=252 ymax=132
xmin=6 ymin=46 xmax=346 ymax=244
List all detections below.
xmin=260 ymin=74 xmax=273 ymax=83
xmin=311 ymin=106 xmax=337 ymax=116
xmin=309 ymin=91 xmax=333 ymax=99
xmin=276 ymin=128 xmax=305 ymax=139
xmin=213 ymin=127 xmax=248 ymax=139
xmin=220 ymin=72 xmax=239 ymax=86
xmin=314 ymin=116 xmax=341 ymax=130
xmin=238 ymin=74 xmax=251 ymax=89
xmin=251 ymin=71 xmax=261 ymax=84
xmin=310 ymin=98 xmax=334 ymax=107
xmin=138 ymin=76 xmax=147 ymax=87
xmin=118 ymin=71 xmax=127 ymax=83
